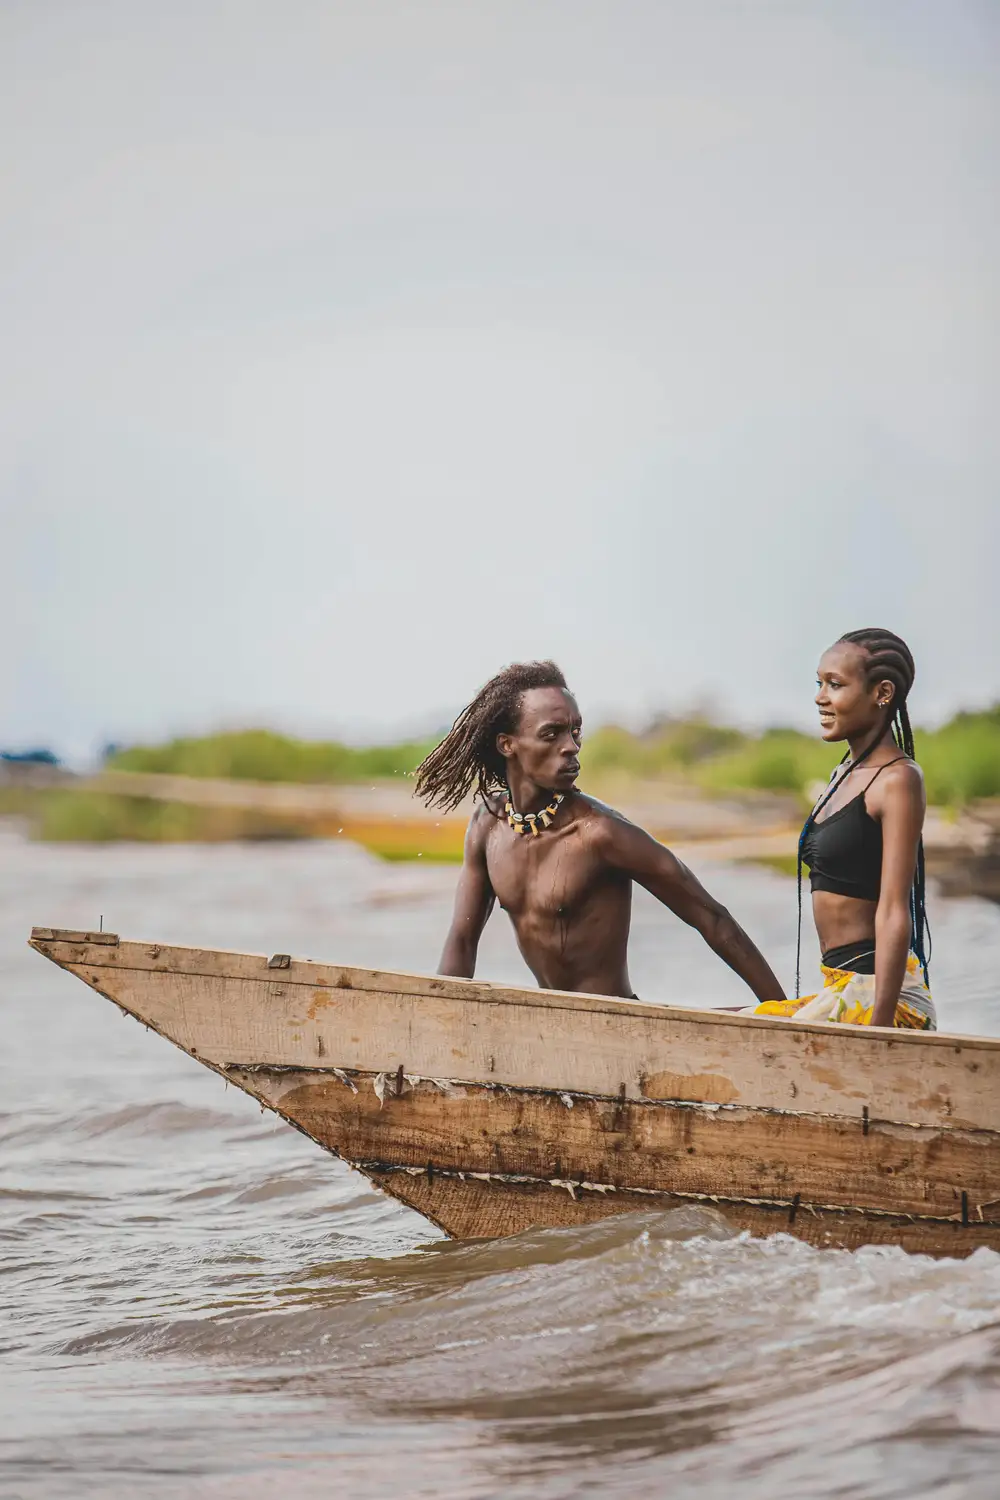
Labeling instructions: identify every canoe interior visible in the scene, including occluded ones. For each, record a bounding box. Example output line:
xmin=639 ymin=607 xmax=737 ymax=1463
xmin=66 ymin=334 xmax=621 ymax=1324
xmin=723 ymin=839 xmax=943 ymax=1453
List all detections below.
xmin=29 ymin=928 xmax=1000 ymax=1257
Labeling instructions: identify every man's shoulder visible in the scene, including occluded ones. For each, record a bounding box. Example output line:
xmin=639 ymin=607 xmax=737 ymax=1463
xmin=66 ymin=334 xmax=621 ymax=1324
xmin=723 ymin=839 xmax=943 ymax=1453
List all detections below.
xmin=571 ymin=789 xmax=624 ymax=818
xmin=466 ymin=796 xmax=503 ymax=840
xmin=569 ymin=792 xmax=670 ymax=874
xmin=474 ymin=790 xmax=507 ymax=818
xmin=570 ymin=792 xmax=640 ymax=841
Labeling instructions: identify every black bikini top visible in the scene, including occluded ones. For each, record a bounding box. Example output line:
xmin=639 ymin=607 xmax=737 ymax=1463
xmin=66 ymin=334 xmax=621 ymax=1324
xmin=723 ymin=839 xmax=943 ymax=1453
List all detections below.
xmin=801 ymin=761 xmax=901 ymax=902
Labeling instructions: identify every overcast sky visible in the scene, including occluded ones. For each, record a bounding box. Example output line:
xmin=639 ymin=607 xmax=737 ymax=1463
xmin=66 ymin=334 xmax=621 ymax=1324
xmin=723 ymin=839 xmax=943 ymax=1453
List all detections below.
xmin=2 ymin=0 xmax=997 ymax=760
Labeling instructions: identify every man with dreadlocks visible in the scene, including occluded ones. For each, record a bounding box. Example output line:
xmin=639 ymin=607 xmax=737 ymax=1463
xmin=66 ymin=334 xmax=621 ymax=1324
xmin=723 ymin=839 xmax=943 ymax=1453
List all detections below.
xmin=415 ymin=661 xmax=784 ymax=1003
xmin=753 ymin=627 xmax=936 ymax=1030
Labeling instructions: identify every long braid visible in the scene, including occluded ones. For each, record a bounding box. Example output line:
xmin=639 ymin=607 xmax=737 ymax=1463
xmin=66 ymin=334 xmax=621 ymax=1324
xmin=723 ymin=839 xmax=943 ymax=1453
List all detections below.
xmin=415 ymin=661 xmax=568 ymax=813
xmin=893 ymin=696 xmax=931 ymax=979
xmin=796 ymin=628 xmax=929 ymax=995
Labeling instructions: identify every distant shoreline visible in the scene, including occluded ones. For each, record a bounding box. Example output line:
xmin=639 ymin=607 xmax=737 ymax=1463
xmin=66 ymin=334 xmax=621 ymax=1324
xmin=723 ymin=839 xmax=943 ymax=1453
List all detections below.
xmin=2 ymin=761 xmax=998 ymax=904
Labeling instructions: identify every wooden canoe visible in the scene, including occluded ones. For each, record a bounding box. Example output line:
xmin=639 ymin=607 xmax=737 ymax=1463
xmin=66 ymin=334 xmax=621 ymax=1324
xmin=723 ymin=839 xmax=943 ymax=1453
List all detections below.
xmin=29 ymin=927 xmax=1000 ymax=1257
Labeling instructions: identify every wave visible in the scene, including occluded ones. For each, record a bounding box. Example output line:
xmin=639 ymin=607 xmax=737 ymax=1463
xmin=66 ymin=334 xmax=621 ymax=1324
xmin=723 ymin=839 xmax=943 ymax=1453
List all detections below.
xmin=76 ymin=1101 xmax=247 ymax=1137
xmin=50 ymin=1209 xmax=1000 ymax=1498
xmin=60 ymin=1209 xmax=1000 ymax=1363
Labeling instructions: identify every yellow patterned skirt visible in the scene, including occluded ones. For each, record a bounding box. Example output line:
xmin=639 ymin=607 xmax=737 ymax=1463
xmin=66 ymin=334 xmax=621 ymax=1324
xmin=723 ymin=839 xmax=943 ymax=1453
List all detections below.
xmin=752 ymin=953 xmax=936 ymax=1030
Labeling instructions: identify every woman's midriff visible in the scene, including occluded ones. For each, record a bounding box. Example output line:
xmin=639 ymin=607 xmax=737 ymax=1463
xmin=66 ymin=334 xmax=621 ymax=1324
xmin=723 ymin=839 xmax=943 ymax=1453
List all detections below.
xmin=811 ymin=890 xmax=878 ymax=957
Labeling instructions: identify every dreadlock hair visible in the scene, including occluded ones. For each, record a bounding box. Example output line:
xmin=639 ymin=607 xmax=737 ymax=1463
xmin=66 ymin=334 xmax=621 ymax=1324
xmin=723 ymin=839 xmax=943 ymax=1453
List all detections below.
xmin=795 ymin=627 xmax=930 ymax=996
xmin=415 ymin=661 xmax=570 ymax=813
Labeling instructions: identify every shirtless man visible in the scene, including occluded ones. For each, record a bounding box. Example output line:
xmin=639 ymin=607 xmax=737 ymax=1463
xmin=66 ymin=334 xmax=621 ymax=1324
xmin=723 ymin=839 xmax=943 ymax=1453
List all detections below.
xmin=415 ymin=660 xmax=785 ymax=1002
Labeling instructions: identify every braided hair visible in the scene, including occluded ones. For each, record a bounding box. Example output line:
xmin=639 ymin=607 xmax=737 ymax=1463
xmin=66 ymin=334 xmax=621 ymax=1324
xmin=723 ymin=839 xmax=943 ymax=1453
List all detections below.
xmin=795 ymin=627 xmax=930 ymax=995
xmin=415 ymin=661 xmax=570 ymax=813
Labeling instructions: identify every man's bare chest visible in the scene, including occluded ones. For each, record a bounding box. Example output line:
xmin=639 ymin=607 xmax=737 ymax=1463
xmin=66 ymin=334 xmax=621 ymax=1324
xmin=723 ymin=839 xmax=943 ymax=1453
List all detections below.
xmin=486 ymin=828 xmax=606 ymax=918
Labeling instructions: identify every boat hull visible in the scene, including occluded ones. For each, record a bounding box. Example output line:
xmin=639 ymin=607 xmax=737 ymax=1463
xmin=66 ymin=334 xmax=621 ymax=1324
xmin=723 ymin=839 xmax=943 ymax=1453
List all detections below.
xmin=29 ymin=929 xmax=1000 ymax=1256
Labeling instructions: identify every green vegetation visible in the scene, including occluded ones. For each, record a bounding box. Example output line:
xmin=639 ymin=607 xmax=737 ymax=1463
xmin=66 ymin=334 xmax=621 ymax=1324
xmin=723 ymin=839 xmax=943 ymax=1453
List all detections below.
xmin=915 ymin=709 xmax=1000 ymax=805
xmin=586 ymin=708 xmax=1000 ymax=808
xmin=108 ymin=729 xmax=436 ymax=784
xmin=581 ymin=719 xmax=745 ymax=779
xmin=30 ymin=792 xmax=313 ymax=843
xmin=0 ymin=785 xmax=38 ymax=820
xmin=104 ymin=708 xmax=1000 ymax=809
xmin=3 ymin=707 xmax=995 ymax=853
xmin=691 ymin=728 xmax=839 ymax=797
xmin=681 ymin=708 xmax=1000 ymax=807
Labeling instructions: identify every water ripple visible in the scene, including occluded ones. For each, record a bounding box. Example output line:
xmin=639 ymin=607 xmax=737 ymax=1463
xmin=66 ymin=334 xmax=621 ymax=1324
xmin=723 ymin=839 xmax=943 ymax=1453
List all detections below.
xmin=4 ymin=833 xmax=1000 ymax=1498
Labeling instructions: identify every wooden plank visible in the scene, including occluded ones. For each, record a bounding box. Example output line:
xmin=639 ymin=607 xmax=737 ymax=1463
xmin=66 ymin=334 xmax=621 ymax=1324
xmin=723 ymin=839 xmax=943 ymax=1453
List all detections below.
xmin=226 ymin=1067 xmax=1000 ymax=1223
xmin=36 ymin=937 xmax=1000 ymax=1132
xmin=369 ymin=1168 xmax=1000 ymax=1255
xmin=29 ymin=934 xmax=1000 ymax=1043
xmin=30 ymin=927 xmax=119 ymax=946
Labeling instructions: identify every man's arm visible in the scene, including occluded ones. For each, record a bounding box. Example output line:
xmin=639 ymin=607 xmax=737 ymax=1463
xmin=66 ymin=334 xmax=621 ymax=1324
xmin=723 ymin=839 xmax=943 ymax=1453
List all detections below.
xmin=598 ymin=814 xmax=786 ymax=1003
xmin=437 ymin=807 xmax=496 ymax=979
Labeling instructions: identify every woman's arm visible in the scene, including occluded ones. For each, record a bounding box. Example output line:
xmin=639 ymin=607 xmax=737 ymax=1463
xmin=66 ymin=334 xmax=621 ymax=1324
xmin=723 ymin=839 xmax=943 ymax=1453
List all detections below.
xmin=437 ymin=808 xmax=496 ymax=978
xmin=871 ymin=763 xmax=925 ymax=1027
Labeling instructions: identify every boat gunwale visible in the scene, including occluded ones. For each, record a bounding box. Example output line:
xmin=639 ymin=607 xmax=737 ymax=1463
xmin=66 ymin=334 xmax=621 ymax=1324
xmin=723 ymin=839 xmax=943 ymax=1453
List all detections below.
xmin=28 ymin=931 xmax=1000 ymax=1054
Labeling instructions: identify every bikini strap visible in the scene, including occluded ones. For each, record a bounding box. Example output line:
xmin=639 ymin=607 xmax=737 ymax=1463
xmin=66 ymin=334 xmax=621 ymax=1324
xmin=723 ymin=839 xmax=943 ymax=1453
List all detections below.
xmin=807 ymin=760 xmax=850 ymax=822
xmin=861 ymin=756 xmax=908 ymax=796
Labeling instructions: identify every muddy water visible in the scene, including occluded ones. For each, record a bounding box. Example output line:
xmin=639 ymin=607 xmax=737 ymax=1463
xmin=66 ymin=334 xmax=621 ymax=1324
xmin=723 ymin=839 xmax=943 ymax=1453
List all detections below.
xmin=3 ymin=827 xmax=1000 ymax=1499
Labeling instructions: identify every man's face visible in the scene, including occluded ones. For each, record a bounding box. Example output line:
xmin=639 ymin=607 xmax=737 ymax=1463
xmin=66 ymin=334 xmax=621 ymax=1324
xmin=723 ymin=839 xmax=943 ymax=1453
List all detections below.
xmin=498 ymin=686 xmax=582 ymax=792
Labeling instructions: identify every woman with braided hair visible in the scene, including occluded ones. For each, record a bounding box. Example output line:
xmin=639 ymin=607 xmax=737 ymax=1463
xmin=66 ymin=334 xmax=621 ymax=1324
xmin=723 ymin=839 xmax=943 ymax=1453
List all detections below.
xmin=754 ymin=628 xmax=935 ymax=1030
xmin=417 ymin=660 xmax=785 ymax=1005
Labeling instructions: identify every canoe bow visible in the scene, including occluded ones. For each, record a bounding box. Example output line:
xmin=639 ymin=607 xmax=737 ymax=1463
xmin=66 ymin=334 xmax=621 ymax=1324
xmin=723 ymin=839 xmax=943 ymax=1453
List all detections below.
xmin=29 ymin=927 xmax=1000 ymax=1255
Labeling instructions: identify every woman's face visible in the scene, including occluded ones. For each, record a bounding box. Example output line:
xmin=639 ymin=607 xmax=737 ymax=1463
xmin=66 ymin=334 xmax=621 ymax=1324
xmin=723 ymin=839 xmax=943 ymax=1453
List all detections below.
xmin=815 ymin=643 xmax=892 ymax=743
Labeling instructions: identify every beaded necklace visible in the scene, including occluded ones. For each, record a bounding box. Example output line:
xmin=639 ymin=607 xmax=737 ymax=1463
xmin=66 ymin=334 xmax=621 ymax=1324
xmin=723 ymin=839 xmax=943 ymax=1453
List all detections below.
xmin=504 ymin=789 xmax=565 ymax=837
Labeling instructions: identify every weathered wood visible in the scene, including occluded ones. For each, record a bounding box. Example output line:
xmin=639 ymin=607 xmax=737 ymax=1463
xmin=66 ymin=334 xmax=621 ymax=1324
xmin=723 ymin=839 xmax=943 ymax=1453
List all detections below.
xmin=31 ymin=936 xmax=1000 ymax=1132
xmin=368 ymin=1168 xmax=1000 ymax=1256
xmin=225 ymin=1067 xmax=1000 ymax=1223
xmin=27 ymin=932 xmax=1000 ymax=1255
xmin=30 ymin=927 xmax=119 ymax=946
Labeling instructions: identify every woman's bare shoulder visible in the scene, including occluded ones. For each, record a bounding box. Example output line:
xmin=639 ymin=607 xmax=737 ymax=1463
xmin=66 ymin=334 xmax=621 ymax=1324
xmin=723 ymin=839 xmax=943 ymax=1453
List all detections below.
xmin=871 ymin=756 xmax=925 ymax=808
